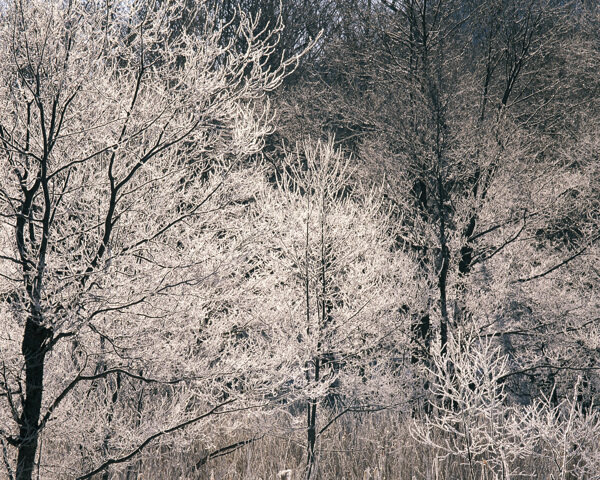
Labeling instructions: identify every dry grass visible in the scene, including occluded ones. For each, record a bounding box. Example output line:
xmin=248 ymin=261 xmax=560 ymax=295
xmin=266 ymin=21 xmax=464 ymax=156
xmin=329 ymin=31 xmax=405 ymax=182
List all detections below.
xmin=125 ymin=411 xmax=493 ymax=480
xmin=43 ymin=408 xmax=595 ymax=479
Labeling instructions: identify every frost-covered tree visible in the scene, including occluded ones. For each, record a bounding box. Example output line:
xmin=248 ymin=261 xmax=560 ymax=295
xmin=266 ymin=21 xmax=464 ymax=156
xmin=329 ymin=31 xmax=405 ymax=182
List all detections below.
xmin=249 ymin=140 xmax=422 ymax=478
xmin=0 ymin=1 xmax=304 ymax=478
xmin=276 ymin=0 xmax=600 ymax=407
xmin=413 ymin=331 xmax=600 ymax=479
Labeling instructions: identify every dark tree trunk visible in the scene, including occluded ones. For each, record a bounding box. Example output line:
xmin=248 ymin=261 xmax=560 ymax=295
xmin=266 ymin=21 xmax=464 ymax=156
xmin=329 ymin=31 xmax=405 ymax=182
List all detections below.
xmin=437 ymin=173 xmax=451 ymax=355
xmin=16 ymin=318 xmax=51 ymax=480
xmin=306 ymin=356 xmax=320 ymax=480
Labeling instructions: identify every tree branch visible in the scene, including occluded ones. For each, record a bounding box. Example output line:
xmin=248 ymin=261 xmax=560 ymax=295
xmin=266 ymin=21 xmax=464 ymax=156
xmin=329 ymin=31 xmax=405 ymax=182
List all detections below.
xmin=195 ymin=435 xmax=264 ymax=469
xmin=40 ymin=368 xmax=192 ymax=432
xmin=76 ymin=400 xmax=235 ymax=480
xmin=514 ymin=235 xmax=599 ymax=284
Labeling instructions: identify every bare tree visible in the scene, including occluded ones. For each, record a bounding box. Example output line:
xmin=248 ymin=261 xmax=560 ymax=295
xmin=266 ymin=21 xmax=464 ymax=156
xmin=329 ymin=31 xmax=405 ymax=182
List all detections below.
xmin=0 ymin=1 xmax=304 ymax=478
xmin=252 ymin=140 xmax=420 ymax=478
xmin=276 ymin=0 xmax=600 ymax=404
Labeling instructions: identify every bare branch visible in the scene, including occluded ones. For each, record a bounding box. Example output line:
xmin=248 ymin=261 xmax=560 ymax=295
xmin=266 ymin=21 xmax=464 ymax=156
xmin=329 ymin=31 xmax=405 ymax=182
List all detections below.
xmin=76 ymin=400 xmax=235 ymax=480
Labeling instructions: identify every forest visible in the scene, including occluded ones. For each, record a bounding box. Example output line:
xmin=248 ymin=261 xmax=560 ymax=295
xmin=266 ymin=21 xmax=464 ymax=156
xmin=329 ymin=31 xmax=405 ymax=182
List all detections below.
xmin=0 ymin=0 xmax=598 ymax=479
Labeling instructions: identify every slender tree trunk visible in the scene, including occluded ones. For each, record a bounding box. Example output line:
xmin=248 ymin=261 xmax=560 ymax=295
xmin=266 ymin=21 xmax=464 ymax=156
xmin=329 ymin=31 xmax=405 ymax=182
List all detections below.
xmin=125 ymin=378 xmax=145 ymax=480
xmin=16 ymin=318 xmax=51 ymax=480
xmin=306 ymin=357 xmax=319 ymax=480
xmin=437 ymin=200 xmax=450 ymax=354
xmin=101 ymin=370 xmax=121 ymax=480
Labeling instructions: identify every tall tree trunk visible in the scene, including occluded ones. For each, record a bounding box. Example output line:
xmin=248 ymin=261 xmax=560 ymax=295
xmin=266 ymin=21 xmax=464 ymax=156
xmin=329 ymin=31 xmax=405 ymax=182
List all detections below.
xmin=16 ymin=318 xmax=51 ymax=480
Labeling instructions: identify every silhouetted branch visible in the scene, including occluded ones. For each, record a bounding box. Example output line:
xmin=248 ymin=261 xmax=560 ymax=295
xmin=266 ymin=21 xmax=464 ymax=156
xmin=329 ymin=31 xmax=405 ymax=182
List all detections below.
xmin=76 ymin=400 xmax=235 ymax=480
